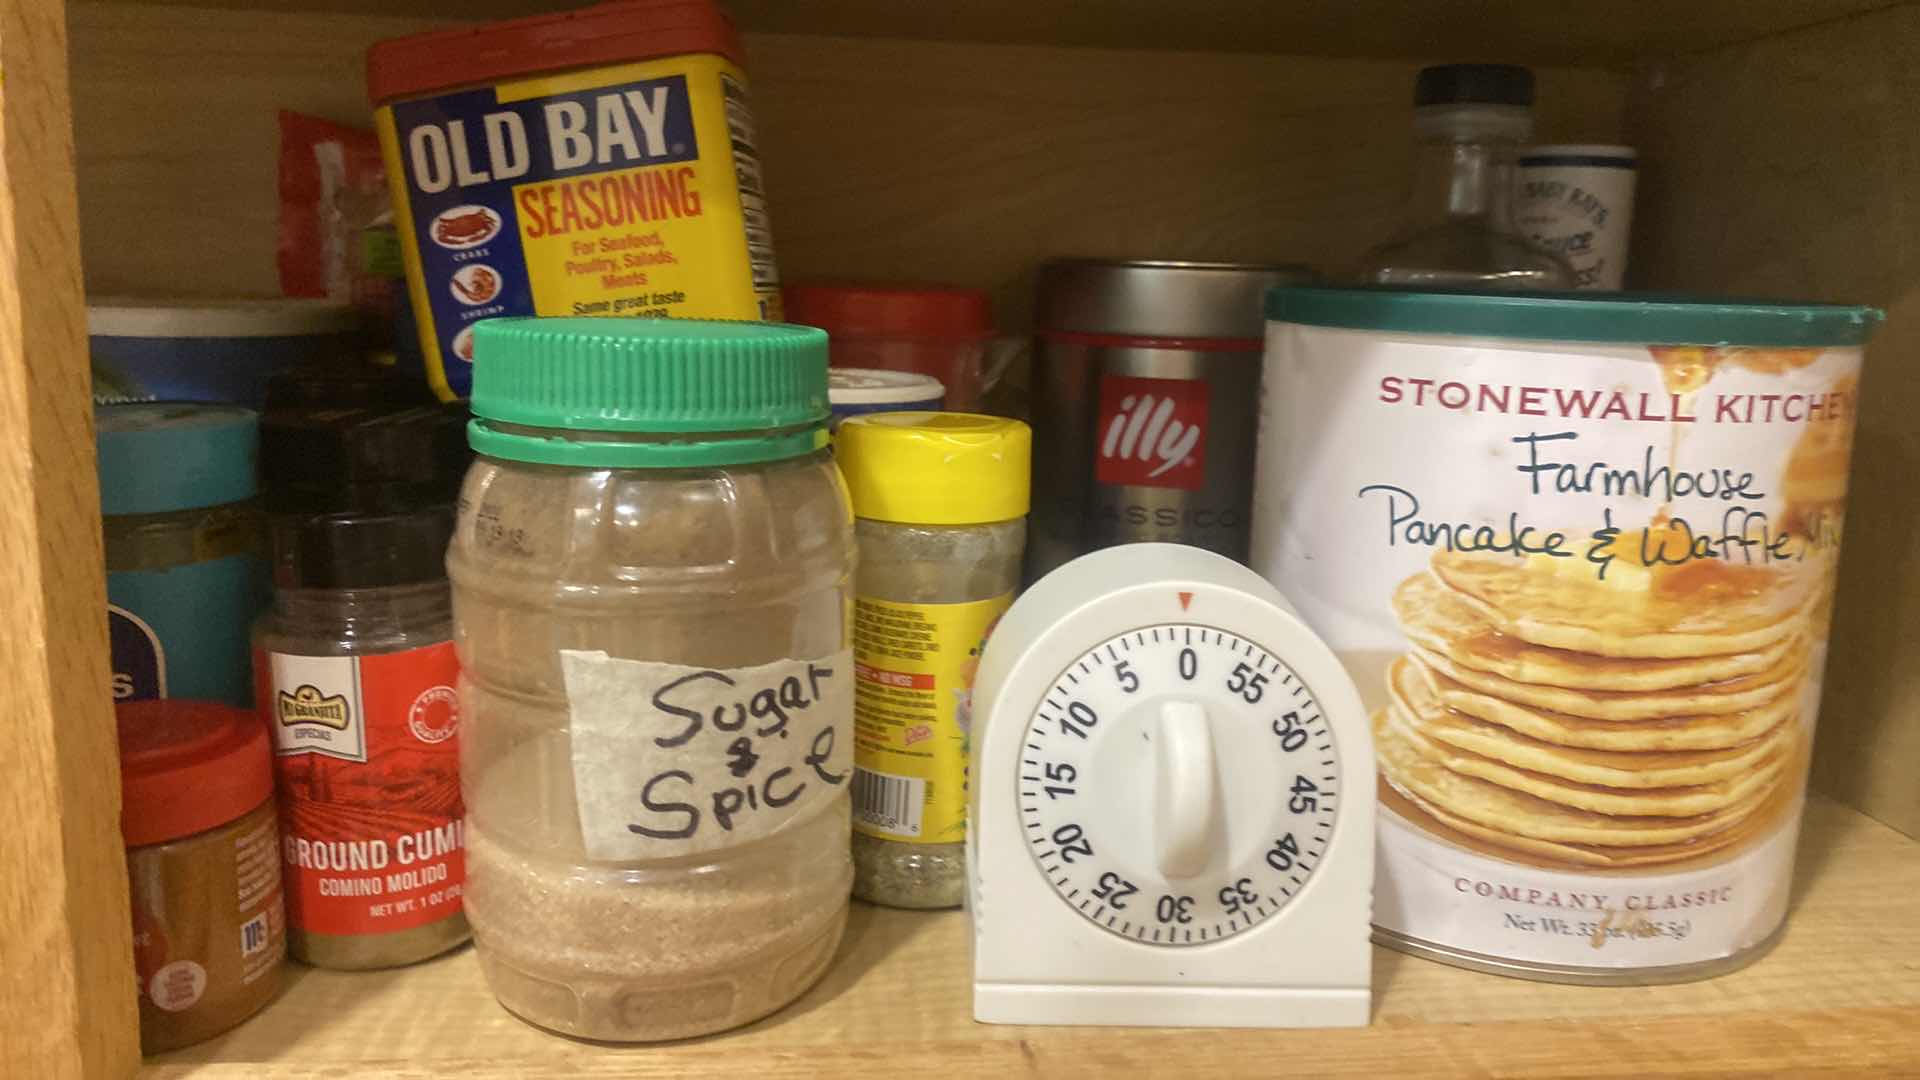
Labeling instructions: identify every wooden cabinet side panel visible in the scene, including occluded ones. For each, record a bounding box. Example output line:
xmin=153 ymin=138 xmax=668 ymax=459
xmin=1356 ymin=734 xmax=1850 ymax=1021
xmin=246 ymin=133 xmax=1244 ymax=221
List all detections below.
xmin=1630 ymin=4 xmax=1920 ymax=839
xmin=0 ymin=0 xmax=140 ymax=1076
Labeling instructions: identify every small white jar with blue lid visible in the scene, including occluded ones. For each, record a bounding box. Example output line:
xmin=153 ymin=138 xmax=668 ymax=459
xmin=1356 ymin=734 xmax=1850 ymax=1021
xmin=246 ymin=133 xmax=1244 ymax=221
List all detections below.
xmin=827 ymin=367 xmax=945 ymax=429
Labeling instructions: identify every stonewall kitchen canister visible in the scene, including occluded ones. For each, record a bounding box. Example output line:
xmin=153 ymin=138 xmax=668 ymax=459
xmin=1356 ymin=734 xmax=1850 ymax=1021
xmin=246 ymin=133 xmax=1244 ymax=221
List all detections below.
xmin=1250 ymin=285 xmax=1881 ymax=982
xmin=449 ymin=317 xmax=854 ymax=1040
xmin=1027 ymin=259 xmax=1314 ymax=580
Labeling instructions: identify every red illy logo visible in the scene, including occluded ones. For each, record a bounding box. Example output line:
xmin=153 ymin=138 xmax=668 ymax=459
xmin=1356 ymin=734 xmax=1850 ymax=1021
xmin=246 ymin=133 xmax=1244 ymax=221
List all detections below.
xmin=1095 ymin=375 xmax=1207 ymax=490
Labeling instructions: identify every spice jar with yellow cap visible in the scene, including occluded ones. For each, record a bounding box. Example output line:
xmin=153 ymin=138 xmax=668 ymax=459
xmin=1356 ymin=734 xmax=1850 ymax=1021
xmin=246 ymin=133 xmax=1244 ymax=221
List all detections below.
xmin=834 ymin=412 xmax=1031 ymax=907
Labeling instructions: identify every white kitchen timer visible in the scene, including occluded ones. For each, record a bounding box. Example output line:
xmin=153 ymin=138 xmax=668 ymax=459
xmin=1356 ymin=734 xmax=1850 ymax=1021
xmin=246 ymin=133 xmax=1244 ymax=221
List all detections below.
xmin=968 ymin=543 xmax=1373 ymax=1028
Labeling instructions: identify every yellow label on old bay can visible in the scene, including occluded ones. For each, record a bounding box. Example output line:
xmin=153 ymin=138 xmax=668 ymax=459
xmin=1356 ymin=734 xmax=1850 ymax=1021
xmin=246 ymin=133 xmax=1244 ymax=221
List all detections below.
xmin=852 ymin=593 xmax=1013 ymax=844
xmin=375 ymin=53 xmax=780 ymax=401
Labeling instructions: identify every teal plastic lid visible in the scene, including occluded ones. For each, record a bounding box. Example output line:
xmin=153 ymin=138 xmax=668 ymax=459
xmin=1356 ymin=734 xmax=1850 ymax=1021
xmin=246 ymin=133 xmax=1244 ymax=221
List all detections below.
xmin=1266 ymin=285 xmax=1883 ymax=347
xmin=469 ymin=317 xmax=831 ymax=468
xmin=96 ymin=403 xmax=259 ymax=516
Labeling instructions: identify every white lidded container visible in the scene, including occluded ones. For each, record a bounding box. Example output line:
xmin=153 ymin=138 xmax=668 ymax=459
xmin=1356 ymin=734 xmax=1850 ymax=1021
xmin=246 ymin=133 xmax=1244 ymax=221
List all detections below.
xmin=90 ymin=298 xmax=362 ymax=406
xmin=448 ymin=317 xmax=855 ymax=1040
xmin=1515 ymin=145 xmax=1638 ymax=289
xmin=827 ymin=367 xmax=945 ymax=429
xmin=1250 ymin=285 xmax=1880 ymax=983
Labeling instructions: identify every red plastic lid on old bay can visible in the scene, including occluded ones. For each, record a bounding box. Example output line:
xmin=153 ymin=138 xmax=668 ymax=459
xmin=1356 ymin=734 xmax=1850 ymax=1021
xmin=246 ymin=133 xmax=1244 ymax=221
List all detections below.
xmin=367 ymin=0 xmax=745 ymax=104
xmin=117 ymin=700 xmax=274 ymax=847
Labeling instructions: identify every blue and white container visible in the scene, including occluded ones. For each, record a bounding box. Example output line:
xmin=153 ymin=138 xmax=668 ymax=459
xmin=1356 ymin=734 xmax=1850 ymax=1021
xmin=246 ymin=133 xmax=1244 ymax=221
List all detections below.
xmin=98 ymin=404 xmax=268 ymax=707
xmin=90 ymin=299 xmax=363 ymax=407
xmin=828 ymin=368 xmax=945 ymax=430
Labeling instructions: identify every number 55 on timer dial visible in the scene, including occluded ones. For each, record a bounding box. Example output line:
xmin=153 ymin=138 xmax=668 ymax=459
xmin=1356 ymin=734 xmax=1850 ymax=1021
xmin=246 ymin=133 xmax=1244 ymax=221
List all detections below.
xmin=967 ymin=543 xmax=1374 ymax=1028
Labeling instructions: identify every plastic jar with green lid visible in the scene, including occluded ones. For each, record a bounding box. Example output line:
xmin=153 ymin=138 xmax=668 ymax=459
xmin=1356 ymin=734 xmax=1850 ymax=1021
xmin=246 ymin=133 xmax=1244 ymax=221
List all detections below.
xmin=833 ymin=412 xmax=1031 ymax=908
xmin=449 ymin=317 xmax=855 ymax=1042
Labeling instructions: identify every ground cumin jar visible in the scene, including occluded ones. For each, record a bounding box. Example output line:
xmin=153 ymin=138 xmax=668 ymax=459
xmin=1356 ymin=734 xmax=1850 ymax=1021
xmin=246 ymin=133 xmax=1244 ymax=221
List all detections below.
xmin=254 ymin=402 xmax=472 ymax=970
xmin=449 ymin=317 xmax=855 ymax=1041
xmin=118 ymin=699 xmax=285 ymax=1053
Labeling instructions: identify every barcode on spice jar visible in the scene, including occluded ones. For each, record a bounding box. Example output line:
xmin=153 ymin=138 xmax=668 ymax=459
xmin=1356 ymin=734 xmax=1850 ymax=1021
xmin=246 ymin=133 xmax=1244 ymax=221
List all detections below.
xmin=852 ymin=767 xmax=924 ymax=838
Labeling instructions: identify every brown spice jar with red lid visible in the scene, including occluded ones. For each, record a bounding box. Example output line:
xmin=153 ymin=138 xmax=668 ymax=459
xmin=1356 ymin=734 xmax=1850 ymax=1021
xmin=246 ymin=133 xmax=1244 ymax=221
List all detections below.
xmin=118 ymin=699 xmax=286 ymax=1054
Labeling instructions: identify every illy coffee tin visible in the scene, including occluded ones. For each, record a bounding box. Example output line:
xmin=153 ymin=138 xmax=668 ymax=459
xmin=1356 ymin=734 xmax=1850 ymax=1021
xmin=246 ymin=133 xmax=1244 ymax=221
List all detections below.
xmin=1027 ymin=259 xmax=1313 ymax=579
xmin=1250 ymin=284 xmax=1881 ymax=983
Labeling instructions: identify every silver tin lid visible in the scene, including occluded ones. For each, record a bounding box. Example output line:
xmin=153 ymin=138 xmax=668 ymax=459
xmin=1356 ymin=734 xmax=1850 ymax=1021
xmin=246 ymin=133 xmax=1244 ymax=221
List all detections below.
xmin=1036 ymin=259 xmax=1316 ymax=340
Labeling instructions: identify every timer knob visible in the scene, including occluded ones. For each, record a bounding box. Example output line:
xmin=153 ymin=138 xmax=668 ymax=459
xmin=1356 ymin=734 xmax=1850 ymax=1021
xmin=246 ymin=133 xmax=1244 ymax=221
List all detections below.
xmin=1154 ymin=701 xmax=1219 ymax=879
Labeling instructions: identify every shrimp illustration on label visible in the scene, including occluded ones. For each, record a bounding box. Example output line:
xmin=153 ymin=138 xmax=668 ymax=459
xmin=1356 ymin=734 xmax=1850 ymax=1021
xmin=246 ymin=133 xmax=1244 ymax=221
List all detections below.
xmin=450 ymin=265 xmax=502 ymax=306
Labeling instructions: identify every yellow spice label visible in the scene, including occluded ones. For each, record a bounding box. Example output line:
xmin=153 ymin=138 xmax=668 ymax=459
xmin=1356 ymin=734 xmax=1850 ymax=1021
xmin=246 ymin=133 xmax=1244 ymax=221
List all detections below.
xmin=852 ymin=593 xmax=1013 ymax=844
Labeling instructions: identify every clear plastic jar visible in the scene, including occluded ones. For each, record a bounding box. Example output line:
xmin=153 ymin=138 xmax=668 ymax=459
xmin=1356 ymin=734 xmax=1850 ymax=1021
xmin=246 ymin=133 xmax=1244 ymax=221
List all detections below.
xmin=449 ymin=318 xmax=855 ymax=1042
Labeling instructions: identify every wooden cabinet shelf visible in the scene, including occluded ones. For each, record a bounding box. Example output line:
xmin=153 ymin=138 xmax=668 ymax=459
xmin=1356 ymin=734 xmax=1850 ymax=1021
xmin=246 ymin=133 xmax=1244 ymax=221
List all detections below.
xmin=89 ymin=0 xmax=1906 ymax=64
xmin=143 ymin=796 xmax=1920 ymax=1077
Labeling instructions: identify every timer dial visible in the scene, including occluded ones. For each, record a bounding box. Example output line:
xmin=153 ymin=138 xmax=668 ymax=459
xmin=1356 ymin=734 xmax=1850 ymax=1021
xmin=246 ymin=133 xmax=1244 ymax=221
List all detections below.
xmin=1019 ymin=623 xmax=1341 ymax=946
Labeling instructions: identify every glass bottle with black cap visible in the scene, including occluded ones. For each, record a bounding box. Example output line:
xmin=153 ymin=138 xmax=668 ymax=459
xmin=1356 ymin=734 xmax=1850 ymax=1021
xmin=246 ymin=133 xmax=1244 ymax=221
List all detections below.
xmin=1357 ymin=63 xmax=1574 ymax=289
xmin=251 ymin=396 xmax=474 ymax=970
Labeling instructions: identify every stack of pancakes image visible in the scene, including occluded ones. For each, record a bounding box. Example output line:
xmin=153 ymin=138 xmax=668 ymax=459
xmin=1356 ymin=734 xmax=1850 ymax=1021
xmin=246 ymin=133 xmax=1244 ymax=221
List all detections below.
xmin=1374 ymin=534 xmax=1816 ymax=870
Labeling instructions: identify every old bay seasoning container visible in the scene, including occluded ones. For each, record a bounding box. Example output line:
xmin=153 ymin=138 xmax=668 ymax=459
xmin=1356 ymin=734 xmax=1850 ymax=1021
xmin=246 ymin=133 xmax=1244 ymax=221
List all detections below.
xmin=119 ymin=699 xmax=285 ymax=1054
xmin=368 ymin=0 xmax=781 ymax=401
xmin=1251 ymin=285 xmax=1882 ymax=982
xmin=253 ymin=402 xmax=472 ymax=969
xmin=450 ymin=318 xmax=855 ymax=1040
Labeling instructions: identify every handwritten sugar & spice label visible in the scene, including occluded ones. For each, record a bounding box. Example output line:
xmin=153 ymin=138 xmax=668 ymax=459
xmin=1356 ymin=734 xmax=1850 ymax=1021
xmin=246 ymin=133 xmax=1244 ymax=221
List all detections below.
xmin=561 ymin=649 xmax=853 ymax=859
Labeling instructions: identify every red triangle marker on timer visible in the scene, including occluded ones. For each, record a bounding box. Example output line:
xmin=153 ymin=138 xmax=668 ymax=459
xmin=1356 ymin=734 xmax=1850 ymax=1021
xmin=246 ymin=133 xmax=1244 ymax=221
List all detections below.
xmin=1177 ymin=591 xmax=1194 ymax=611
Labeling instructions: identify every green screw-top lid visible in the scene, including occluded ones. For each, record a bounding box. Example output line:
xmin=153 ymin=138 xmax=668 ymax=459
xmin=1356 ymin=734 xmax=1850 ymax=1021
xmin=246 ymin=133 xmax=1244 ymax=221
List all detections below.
xmin=468 ymin=317 xmax=831 ymax=468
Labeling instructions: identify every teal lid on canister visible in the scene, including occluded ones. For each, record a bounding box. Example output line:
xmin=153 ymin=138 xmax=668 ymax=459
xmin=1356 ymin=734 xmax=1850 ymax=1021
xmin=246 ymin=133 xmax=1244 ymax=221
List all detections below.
xmin=1266 ymin=285 xmax=1883 ymax=347
xmin=95 ymin=403 xmax=259 ymax=516
xmin=468 ymin=317 xmax=831 ymax=468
